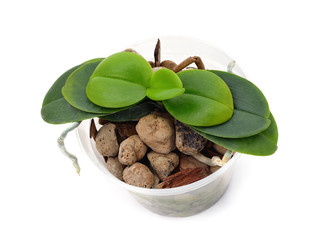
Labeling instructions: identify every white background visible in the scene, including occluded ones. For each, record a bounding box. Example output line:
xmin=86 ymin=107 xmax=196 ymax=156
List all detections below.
xmin=1 ymin=0 xmax=329 ymax=239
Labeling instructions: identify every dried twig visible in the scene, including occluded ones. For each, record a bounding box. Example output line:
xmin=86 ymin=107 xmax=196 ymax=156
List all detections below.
xmin=89 ymin=119 xmax=97 ymax=140
xmin=154 ymin=39 xmax=161 ymax=67
xmin=173 ymin=56 xmax=205 ymax=72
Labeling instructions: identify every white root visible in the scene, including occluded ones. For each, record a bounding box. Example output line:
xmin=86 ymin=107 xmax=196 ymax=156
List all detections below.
xmin=57 ymin=122 xmax=81 ymax=175
xmin=227 ymin=60 xmax=236 ymax=73
xmin=222 ymin=150 xmax=234 ymax=164
xmin=192 ymin=150 xmax=234 ymax=167
xmin=192 ymin=153 xmax=223 ymax=167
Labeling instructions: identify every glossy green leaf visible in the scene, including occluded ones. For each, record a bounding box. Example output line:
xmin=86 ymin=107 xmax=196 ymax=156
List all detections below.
xmin=147 ymin=68 xmax=185 ymax=100
xmin=163 ymin=70 xmax=234 ymax=126
xmin=86 ymin=52 xmax=153 ymax=108
xmin=41 ymin=60 xmax=107 ymax=124
xmin=101 ymin=101 xmax=162 ymax=122
xmin=41 ymin=98 xmax=104 ymax=124
xmin=194 ymin=113 xmax=278 ymax=156
xmin=192 ymin=110 xmax=270 ymax=138
xmin=191 ymin=70 xmax=271 ymax=138
xmin=62 ymin=59 xmax=127 ymax=114
xmin=42 ymin=64 xmax=82 ymax=107
xmin=210 ymin=70 xmax=270 ymax=118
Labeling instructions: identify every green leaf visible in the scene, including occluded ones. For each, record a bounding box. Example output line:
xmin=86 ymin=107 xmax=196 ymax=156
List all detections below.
xmin=42 ymin=64 xmax=82 ymax=107
xmin=210 ymin=70 xmax=270 ymax=118
xmin=147 ymin=68 xmax=185 ymax=100
xmin=86 ymin=52 xmax=153 ymax=108
xmin=62 ymin=59 xmax=127 ymax=114
xmin=191 ymin=70 xmax=271 ymax=138
xmin=101 ymin=101 xmax=162 ymax=122
xmin=41 ymin=60 xmax=107 ymax=124
xmin=41 ymin=98 xmax=103 ymax=124
xmin=163 ymin=70 xmax=234 ymax=126
xmin=192 ymin=110 xmax=270 ymax=138
xmin=194 ymin=113 xmax=278 ymax=156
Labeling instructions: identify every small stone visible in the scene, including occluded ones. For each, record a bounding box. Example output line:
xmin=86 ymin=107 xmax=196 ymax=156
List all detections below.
xmin=179 ymin=152 xmax=209 ymax=172
xmin=95 ymin=123 xmax=119 ymax=157
xmin=118 ymin=135 xmax=147 ymax=165
xmin=147 ymin=151 xmax=179 ymax=181
xmin=175 ymin=120 xmax=207 ymax=155
xmin=136 ymin=113 xmax=176 ymax=154
xmin=210 ymin=165 xmax=221 ymax=174
xmin=106 ymin=157 xmax=124 ymax=180
xmin=123 ymin=163 xmax=154 ymax=188
xmin=160 ymin=60 xmax=177 ymax=70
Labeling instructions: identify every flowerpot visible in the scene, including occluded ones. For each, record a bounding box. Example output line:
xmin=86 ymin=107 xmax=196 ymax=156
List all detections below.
xmin=76 ymin=37 xmax=245 ymax=217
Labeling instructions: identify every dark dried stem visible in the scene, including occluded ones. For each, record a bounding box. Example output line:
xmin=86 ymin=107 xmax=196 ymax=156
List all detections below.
xmin=89 ymin=118 xmax=97 ymax=140
xmin=154 ymin=39 xmax=161 ymax=67
xmin=172 ymin=56 xmax=205 ymax=73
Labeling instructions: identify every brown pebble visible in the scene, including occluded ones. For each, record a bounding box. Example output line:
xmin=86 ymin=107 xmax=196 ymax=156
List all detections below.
xmin=118 ymin=135 xmax=147 ymax=165
xmin=95 ymin=123 xmax=119 ymax=157
xmin=179 ymin=152 xmax=209 ymax=172
xmin=136 ymin=113 xmax=176 ymax=154
xmin=160 ymin=60 xmax=177 ymax=70
xmin=175 ymin=120 xmax=207 ymax=155
xmin=209 ymin=165 xmax=221 ymax=174
xmin=123 ymin=163 xmax=154 ymax=188
xmin=147 ymin=151 xmax=179 ymax=181
xmin=106 ymin=157 xmax=124 ymax=180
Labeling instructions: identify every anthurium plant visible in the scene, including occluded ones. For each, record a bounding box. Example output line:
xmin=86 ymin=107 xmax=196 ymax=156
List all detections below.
xmin=41 ymin=39 xmax=278 ymax=173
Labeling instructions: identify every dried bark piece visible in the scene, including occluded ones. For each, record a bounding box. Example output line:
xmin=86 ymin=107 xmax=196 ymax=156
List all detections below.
xmin=98 ymin=118 xmax=110 ymax=125
xmin=157 ymin=168 xmax=209 ymax=189
xmin=175 ymin=120 xmax=207 ymax=155
xmin=213 ymin=144 xmax=228 ymax=155
xmin=116 ymin=121 xmax=138 ymax=143
xmin=90 ymin=119 xmax=97 ymax=140
xmin=148 ymin=61 xmax=155 ymax=68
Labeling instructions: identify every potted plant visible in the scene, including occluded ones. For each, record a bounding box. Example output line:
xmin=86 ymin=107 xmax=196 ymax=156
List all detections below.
xmin=41 ymin=37 xmax=278 ymax=216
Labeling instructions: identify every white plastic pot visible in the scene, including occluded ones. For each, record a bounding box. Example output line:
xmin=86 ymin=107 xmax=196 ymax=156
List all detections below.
xmin=76 ymin=37 xmax=245 ymax=216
